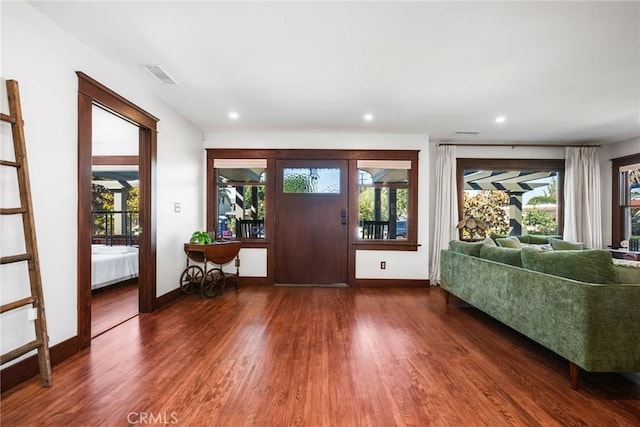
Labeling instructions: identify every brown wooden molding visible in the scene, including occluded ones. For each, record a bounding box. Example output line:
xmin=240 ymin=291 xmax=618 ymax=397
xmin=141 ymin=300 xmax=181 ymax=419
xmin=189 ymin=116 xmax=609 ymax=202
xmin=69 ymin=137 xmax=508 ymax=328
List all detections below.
xmin=76 ymin=72 xmax=159 ymax=128
xmin=238 ymin=277 xmax=271 ymax=287
xmin=352 ymin=242 xmax=420 ymax=251
xmin=353 ymin=278 xmax=429 ymax=287
xmin=1 ymin=336 xmax=79 ymax=393
xmin=92 ymin=155 xmax=139 ymax=165
xmin=611 ymin=153 xmax=640 ymax=246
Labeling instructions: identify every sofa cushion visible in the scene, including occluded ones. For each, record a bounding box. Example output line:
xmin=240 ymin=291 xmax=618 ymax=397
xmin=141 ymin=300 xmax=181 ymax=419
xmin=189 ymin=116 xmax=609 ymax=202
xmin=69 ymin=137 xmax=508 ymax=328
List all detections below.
xmin=496 ymin=236 xmax=523 ymax=248
xmin=491 ymin=234 xmax=528 ymax=243
xmin=521 ymin=248 xmax=617 ymax=284
xmin=480 ymin=245 xmax=523 ymax=267
xmin=612 ymin=259 xmax=640 ymax=284
xmin=549 ymin=237 xmax=584 ymax=250
xmin=449 ymin=238 xmax=495 ymax=257
xmin=528 ymin=235 xmax=562 ymax=244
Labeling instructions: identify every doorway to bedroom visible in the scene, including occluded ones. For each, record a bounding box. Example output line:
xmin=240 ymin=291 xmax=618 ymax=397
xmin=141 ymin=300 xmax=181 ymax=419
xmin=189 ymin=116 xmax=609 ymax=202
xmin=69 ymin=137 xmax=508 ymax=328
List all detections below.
xmin=90 ymin=106 xmax=140 ymax=337
xmin=77 ymin=72 xmax=158 ymax=349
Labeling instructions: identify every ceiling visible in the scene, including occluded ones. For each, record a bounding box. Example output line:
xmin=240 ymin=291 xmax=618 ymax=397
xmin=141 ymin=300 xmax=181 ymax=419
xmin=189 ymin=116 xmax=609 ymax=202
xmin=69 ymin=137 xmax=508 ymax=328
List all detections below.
xmin=29 ymin=1 xmax=640 ymax=144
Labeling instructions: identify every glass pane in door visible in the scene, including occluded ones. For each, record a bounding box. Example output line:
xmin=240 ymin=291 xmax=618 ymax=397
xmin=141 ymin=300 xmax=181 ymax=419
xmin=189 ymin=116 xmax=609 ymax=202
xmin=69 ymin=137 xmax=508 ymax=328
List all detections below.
xmin=282 ymin=167 xmax=340 ymax=194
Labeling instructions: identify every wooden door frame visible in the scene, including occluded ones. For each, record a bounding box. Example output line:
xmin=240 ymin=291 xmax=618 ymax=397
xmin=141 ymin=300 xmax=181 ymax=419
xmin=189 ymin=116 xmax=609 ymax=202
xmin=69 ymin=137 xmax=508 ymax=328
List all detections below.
xmin=77 ymin=72 xmax=158 ymax=349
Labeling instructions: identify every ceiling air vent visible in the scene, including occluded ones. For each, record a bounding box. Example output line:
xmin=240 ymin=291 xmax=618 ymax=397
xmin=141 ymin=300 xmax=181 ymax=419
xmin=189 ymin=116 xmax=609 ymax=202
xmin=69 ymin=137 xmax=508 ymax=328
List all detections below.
xmin=452 ymin=131 xmax=480 ymax=136
xmin=142 ymin=64 xmax=178 ymax=86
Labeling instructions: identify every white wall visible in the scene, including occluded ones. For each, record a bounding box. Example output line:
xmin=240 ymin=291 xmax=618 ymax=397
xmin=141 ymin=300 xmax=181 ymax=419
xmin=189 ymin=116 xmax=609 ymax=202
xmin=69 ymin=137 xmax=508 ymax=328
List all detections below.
xmin=600 ymin=137 xmax=640 ymax=247
xmin=204 ymin=132 xmax=431 ymax=280
xmin=1 ymin=1 xmax=203 ymax=361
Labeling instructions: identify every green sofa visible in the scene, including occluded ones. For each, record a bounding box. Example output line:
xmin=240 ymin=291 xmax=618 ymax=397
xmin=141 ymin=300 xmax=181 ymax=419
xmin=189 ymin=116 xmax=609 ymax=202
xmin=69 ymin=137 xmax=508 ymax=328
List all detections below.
xmin=440 ymin=242 xmax=640 ymax=390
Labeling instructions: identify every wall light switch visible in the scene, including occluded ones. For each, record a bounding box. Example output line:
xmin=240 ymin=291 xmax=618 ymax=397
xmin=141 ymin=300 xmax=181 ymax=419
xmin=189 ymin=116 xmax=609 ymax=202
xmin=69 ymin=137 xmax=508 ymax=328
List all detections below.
xmin=28 ymin=308 xmax=37 ymax=321
xmin=174 ymin=202 xmax=181 ymax=213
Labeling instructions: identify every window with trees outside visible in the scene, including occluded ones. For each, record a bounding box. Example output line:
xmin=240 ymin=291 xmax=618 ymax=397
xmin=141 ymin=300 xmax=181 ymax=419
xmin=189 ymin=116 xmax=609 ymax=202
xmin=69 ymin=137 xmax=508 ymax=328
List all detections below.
xmin=357 ymin=160 xmax=410 ymax=240
xmin=457 ymin=159 xmax=564 ymax=240
xmin=612 ymin=154 xmax=640 ymax=248
xmin=91 ymin=167 xmax=139 ymax=246
xmin=214 ymin=159 xmax=266 ymax=239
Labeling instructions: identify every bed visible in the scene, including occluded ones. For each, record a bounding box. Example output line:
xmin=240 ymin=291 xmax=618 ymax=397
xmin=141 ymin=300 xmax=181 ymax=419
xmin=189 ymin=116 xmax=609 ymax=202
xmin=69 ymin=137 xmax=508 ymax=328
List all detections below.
xmin=91 ymin=244 xmax=139 ymax=290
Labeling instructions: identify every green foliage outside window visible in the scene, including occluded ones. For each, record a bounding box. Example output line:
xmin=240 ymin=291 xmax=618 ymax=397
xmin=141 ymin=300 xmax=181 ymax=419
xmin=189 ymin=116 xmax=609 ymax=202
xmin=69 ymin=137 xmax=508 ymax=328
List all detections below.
xmin=92 ymin=184 xmax=114 ymax=235
xmin=463 ymin=191 xmax=509 ymax=237
xmin=284 ymin=173 xmax=317 ymax=193
xmin=358 ymin=187 xmax=408 ymax=220
xmin=524 ymin=208 xmax=557 ymax=235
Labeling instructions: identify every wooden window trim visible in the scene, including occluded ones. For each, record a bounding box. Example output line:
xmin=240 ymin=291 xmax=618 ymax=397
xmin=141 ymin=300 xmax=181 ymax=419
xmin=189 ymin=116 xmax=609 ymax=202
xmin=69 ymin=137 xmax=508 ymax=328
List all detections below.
xmin=611 ymin=153 xmax=640 ymax=246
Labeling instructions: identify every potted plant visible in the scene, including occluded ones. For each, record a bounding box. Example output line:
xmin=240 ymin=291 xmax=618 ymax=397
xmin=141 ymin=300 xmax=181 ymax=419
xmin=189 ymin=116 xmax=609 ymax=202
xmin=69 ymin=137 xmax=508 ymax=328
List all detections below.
xmin=189 ymin=231 xmax=212 ymax=244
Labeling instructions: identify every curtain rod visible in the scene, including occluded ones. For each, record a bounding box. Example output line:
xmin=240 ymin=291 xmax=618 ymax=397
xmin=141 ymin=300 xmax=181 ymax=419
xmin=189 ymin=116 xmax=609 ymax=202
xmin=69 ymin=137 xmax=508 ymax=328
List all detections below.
xmin=437 ymin=143 xmax=601 ymax=148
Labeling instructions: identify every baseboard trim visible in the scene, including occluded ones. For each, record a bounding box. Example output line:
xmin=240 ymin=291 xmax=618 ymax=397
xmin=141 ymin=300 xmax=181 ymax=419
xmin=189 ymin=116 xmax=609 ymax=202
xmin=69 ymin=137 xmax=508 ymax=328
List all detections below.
xmin=238 ymin=277 xmax=269 ymax=286
xmin=353 ymin=278 xmax=430 ymax=287
xmin=155 ymin=287 xmax=183 ymax=309
xmin=1 ymin=335 xmax=79 ymax=393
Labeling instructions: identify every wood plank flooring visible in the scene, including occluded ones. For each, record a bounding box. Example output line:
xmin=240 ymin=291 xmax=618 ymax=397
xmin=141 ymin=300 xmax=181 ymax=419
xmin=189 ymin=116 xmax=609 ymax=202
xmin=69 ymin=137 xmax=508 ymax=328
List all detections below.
xmin=2 ymin=286 xmax=639 ymax=426
xmin=91 ymin=280 xmax=138 ymax=337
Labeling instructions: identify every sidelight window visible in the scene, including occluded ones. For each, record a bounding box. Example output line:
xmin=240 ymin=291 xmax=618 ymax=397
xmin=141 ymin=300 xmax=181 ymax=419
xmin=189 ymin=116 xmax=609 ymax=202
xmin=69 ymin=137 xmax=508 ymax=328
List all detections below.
xmin=357 ymin=160 xmax=411 ymax=240
xmin=612 ymin=155 xmax=640 ymax=246
xmin=214 ymin=159 xmax=266 ymax=239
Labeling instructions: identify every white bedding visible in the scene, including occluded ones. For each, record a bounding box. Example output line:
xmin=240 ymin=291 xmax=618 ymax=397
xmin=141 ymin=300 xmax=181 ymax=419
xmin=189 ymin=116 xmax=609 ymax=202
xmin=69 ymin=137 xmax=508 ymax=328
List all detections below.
xmin=92 ymin=245 xmax=139 ymax=290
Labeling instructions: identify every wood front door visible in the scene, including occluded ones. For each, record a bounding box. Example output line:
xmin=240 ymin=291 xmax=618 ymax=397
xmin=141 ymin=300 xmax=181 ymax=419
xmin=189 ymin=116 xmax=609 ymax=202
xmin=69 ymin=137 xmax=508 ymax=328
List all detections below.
xmin=275 ymin=159 xmax=349 ymax=284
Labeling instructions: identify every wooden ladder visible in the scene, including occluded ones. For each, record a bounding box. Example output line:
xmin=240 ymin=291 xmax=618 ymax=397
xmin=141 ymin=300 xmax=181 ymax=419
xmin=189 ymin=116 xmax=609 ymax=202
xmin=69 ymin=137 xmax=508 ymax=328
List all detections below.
xmin=0 ymin=79 xmax=52 ymax=387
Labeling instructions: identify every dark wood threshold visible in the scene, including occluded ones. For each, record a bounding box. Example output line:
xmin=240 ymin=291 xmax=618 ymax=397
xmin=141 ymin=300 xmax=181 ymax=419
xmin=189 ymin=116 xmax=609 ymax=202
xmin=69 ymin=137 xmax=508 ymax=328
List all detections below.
xmin=1 ymin=336 xmax=79 ymax=393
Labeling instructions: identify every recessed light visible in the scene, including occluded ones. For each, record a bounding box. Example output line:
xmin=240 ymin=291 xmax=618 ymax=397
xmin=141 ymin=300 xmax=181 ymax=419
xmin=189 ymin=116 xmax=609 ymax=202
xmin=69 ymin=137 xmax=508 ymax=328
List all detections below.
xmin=228 ymin=111 xmax=239 ymax=120
xmin=495 ymin=116 xmax=506 ymax=123
xmin=363 ymin=113 xmax=374 ymax=122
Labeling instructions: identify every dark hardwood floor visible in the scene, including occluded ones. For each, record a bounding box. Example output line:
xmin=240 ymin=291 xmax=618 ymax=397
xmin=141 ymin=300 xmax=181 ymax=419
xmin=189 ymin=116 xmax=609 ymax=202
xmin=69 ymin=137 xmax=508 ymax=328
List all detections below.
xmin=91 ymin=280 xmax=138 ymax=338
xmin=2 ymin=286 xmax=639 ymax=426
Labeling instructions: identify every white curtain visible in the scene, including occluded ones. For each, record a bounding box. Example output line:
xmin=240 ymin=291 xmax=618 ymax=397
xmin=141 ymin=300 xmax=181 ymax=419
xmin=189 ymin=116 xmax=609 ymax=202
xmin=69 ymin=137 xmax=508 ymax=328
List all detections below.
xmin=429 ymin=145 xmax=458 ymax=284
xmin=563 ymin=146 xmax=602 ymax=248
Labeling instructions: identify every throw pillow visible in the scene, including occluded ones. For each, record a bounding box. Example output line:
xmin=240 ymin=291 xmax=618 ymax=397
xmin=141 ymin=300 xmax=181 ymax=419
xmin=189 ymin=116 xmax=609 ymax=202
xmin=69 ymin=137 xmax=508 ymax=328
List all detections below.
xmin=496 ymin=236 xmax=523 ymax=248
xmin=521 ymin=248 xmax=617 ymax=284
xmin=548 ymin=237 xmax=584 ymax=250
xmin=449 ymin=238 xmax=494 ymax=257
xmin=612 ymin=259 xmax=640 ymax=284
xmin=527 ymin=235 xmax=562 ymax=245
xmin=480 ymin=245 xmax=523 ymax=267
